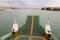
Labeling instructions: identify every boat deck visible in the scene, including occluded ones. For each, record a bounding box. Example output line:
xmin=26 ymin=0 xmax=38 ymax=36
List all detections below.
xmin=0 ymin=16 xmax=57 ymax=40
xmin=14 ymin=35 xmax=45 ymax=40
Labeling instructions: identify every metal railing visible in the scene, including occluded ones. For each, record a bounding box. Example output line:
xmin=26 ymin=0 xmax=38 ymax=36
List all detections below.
xmin=0 ymin=33 xmax=11 ymax=40
xmin=50 ymin=34 xmax=58 ymax=40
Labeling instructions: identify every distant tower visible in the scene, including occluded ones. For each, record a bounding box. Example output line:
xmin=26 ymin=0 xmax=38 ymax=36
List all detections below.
xmin=44 ymin=18 xmax=51 ymax=40
xmin=12 ymin=19 xmax=20 ymax=37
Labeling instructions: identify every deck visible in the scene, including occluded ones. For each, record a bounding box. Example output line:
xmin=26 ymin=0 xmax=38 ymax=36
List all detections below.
xmin=0 ymin=16 xmax=57 ymax=40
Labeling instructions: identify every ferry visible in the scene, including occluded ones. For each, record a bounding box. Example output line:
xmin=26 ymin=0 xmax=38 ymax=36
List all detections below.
xmin=0 ymin=16 xmax=57 ymax=40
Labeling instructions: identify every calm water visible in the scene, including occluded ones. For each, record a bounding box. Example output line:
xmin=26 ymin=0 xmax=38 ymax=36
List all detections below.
xmin=0 ymin=9 xmax=60 ymax=40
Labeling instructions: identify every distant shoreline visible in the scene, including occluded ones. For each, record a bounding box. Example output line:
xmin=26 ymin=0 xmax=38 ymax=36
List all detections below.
xmin=41 ymin=7 xmax=60 ymax=11
xmin=0 ymin=6 xmax=60 ymax=11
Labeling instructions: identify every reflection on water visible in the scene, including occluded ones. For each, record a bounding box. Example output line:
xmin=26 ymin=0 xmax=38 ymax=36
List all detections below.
xmin=0 ymin=9 xmax=60 ymax=40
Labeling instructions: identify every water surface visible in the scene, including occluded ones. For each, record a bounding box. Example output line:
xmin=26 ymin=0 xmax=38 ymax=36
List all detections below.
xmin=0 ymin=9 xmax=60 ymax=40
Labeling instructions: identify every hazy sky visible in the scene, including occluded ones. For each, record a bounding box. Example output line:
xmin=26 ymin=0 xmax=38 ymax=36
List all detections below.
xmin=0 ymin=0 xmax=60 ymax=8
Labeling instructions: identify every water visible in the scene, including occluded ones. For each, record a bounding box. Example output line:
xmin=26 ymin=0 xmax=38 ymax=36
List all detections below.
xmin=0 ymin=9 xmax=60 ymax=40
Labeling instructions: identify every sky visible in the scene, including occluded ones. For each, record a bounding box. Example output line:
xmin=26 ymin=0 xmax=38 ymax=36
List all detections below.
xmin=0 ymin=0 xmax=60 ymax=8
